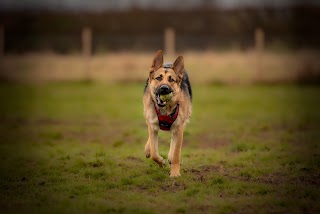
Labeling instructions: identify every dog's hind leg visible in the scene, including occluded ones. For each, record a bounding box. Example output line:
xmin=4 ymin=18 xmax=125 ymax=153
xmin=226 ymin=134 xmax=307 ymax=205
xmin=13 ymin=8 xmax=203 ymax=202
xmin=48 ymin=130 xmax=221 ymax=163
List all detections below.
xmin=146 ymin=123 xmax=165 ymax=167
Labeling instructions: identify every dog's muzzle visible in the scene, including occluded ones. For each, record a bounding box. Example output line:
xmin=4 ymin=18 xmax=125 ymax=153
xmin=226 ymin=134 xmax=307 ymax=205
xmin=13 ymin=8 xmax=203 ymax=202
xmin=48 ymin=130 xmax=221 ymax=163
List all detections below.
xmin=159 ymin=85 xmax=172 ymax=95
xmin=155 ymin=84 xmax=173 ymax=107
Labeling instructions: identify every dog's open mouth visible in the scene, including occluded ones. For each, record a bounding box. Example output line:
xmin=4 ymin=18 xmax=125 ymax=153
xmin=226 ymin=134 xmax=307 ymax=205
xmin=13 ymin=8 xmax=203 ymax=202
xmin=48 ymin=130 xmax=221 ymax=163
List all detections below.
xmin=156 ymin=94 xmax=167 ymax=107
xmin=155 ymin=92 xmax=173 ymax=107
xmin=155 ymin=84 xmax=173 ymax=107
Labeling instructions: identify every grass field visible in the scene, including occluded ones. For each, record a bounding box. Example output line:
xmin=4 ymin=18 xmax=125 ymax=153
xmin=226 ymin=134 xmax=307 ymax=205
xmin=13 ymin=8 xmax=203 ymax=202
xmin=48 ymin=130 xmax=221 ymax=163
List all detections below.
xmin=0 ymin=81 xmax=319 ymax=213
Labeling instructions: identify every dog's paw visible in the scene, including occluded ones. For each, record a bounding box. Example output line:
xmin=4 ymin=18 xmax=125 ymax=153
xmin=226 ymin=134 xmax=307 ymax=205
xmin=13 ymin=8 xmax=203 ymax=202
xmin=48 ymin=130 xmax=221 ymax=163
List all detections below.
xmin=170 ymin=165 xmax=181 ymax=177
xmin=144 ymin=145 xmax=150 ymax=159
xmin=170 ymin=171 xmax=181 ymax=177
xmin=152 ymin=156 xmax=166 ymax=167
xmin=157 ymin=157 xmax=166 ymax=167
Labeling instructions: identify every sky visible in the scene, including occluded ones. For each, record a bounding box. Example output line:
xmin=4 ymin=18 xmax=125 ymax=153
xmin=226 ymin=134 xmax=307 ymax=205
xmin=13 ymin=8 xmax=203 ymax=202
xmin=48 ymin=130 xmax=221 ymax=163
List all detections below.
xmin=0 ymin=0 xmax=315 ymax=11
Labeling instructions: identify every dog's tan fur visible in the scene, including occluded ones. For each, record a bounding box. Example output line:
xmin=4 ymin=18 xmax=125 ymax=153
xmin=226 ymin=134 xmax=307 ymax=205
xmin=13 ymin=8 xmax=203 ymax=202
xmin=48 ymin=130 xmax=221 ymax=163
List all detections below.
xmin=143 ymin=50 xmax=192 ymax=177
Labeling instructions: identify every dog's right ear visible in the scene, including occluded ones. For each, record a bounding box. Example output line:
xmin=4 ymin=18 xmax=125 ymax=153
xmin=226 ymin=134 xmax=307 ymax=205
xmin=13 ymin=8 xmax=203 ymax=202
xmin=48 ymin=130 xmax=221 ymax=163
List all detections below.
xmin=150 ymin=50 xmax=163 ymax=78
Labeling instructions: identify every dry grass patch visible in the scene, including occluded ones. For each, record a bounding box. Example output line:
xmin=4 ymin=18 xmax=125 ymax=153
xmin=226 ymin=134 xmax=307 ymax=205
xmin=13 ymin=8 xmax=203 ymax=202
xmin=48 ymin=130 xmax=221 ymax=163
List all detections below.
xmin=1 ymin=50 xmax=320 ymax=84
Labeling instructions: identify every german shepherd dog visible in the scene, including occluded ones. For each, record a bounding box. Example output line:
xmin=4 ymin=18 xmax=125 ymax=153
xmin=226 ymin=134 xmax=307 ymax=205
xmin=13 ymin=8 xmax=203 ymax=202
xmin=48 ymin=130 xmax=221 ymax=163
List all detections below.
xmin=143 ymin=50 xmax=192 ymax=177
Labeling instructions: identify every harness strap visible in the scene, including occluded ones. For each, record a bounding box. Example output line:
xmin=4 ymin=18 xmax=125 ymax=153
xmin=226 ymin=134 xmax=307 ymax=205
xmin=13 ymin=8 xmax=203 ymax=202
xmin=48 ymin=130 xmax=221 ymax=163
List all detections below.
xmin=154 ymin=102 xmax=179 ymax=131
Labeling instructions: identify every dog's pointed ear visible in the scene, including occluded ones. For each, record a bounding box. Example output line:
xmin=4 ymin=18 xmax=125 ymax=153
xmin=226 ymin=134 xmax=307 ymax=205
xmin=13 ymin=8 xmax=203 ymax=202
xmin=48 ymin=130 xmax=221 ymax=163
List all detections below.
xmin=172 ymin=55 xmax=185 ymax=81
xmin=150 ymin=50 xmax=163 ymax=76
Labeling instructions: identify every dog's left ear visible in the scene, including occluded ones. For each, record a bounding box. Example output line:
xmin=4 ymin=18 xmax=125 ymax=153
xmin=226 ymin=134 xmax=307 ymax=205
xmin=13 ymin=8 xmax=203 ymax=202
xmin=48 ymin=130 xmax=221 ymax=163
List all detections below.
xmin=172 ymin=55 xmax=185 ymax=82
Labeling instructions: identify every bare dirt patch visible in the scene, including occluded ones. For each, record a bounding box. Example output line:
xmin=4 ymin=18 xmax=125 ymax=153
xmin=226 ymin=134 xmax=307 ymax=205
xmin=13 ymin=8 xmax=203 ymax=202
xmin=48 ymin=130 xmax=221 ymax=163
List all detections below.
xmin=126 ymin=156 xmax=144 ymax=163
xmin=160 ymin=181 xmax=188 ymax=192
xmin=196 ymin=134 xmax=232 ymax=149
xmin=184 ymin=163 xmax=320 ymax=188
xmin=184 ymin=165 xmax=224 ymax=182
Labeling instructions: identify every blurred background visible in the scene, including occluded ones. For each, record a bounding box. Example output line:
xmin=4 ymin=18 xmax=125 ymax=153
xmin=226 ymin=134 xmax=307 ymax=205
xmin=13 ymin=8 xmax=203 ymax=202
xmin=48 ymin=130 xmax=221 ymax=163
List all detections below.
xmin=0 ymin=0 xmax=319 ymax=84
xmin=1 ymin=1 xmax=320 ymax=212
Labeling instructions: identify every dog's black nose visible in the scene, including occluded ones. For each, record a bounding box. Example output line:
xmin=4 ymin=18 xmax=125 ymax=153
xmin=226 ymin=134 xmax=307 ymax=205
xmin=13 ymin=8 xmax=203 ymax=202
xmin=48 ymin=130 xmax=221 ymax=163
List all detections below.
xmin=159 ymin=85 xmax=171 ymax=95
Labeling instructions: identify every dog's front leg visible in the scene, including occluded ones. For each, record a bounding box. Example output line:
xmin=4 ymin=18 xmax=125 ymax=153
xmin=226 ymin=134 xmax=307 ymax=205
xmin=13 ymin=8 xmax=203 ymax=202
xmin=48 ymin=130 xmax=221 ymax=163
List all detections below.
xmin=146 ymin=123 xmax=165 ymax=167
xmin=170 ymin=126 xmax=184 ymax=177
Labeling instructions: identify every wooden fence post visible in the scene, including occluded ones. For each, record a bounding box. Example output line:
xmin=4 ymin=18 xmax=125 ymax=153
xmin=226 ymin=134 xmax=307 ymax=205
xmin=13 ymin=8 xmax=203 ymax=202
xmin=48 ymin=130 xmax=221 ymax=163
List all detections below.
xmin=82 ymin=27 xmax=92 ymax=57
xmin=82 ymin=27 xmax=92 ymax=80
xmin=0 ymin=25 xmax=4 ymax=58
xmin=165 ymin=27 xmax=175 ymax=56
xmin=255 ymin=27 xmax=264 ymax=79
xmin=255 ymin=27 xmax=264 ymax=52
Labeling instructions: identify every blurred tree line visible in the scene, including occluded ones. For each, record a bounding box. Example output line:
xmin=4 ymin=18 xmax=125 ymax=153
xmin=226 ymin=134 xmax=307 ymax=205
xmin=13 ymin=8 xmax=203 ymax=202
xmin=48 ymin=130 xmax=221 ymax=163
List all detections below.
xmin=0 ymin=5 xmax=319 ymax=53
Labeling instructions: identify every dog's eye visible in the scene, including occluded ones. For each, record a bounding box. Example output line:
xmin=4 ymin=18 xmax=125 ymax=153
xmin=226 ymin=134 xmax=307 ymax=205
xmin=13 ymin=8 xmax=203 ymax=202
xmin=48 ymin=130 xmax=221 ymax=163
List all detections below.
xmin=155 ymin=76 xmax=162 ymax=81
xmin=168 ymin=76 xmax=175 ymax=82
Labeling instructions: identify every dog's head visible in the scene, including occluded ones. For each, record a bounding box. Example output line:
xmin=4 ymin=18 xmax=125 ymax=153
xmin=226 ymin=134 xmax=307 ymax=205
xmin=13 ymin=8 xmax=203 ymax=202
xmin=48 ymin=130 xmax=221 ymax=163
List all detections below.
xmin=148 ymin=50 xmax=185 ymax=107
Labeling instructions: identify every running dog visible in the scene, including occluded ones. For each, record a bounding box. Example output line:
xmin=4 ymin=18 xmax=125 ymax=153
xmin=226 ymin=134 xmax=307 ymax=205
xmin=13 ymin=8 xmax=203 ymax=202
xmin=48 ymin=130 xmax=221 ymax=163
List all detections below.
xmin=143 ymin=50 xmax=192 ymax=177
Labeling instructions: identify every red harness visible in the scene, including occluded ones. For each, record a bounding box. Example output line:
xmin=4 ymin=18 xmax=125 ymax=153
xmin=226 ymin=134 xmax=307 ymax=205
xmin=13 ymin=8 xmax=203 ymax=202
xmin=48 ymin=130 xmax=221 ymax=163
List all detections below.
xmin=154 ymin=103 xmax=180 ymax=131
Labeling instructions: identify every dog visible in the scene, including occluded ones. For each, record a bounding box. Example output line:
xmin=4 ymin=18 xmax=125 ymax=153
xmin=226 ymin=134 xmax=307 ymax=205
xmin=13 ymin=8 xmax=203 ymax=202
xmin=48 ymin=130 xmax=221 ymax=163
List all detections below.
xmin=143 ymin=50 xmax=192 ymax=177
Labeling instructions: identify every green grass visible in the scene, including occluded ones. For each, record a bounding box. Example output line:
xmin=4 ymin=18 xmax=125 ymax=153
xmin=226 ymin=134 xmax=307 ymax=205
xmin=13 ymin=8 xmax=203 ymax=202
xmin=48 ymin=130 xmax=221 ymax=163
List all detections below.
xmin=0 ymin=82 xmax=319 ymax=213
